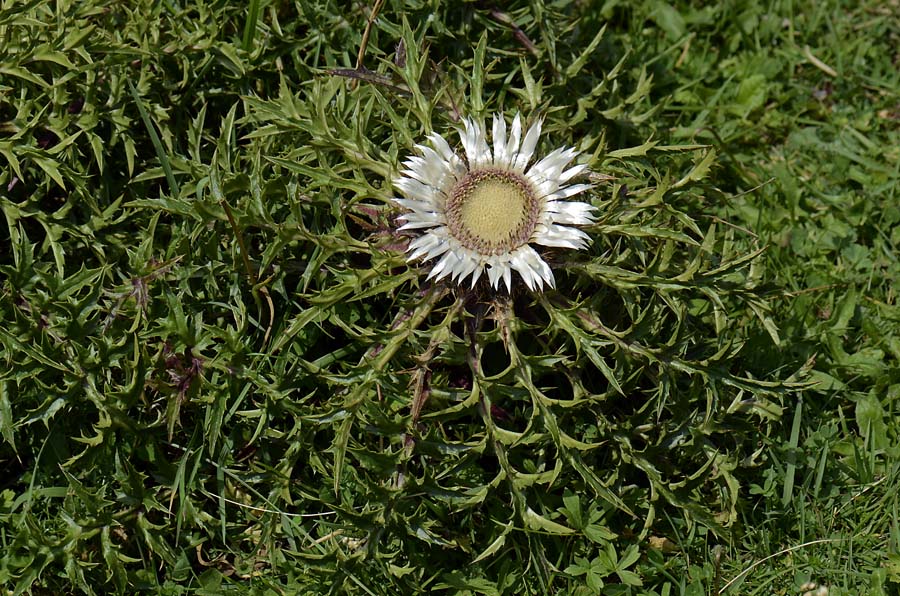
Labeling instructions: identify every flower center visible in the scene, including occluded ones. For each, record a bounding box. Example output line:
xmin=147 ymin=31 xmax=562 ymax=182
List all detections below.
xmin=445 ymin=169 xmax=539 ymax=255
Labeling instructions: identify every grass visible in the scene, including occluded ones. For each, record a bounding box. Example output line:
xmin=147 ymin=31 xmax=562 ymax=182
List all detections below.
xmin=0 ymin=0 xmax=898 ymax=594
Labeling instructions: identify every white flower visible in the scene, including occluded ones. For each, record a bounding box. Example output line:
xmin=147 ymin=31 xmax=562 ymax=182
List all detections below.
xmin=394 ymin=113 xmax=596 ymax=292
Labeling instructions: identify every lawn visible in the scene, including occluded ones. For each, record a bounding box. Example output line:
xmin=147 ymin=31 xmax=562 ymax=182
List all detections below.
xmin=1 ymin=0 xmax=898 ymax=594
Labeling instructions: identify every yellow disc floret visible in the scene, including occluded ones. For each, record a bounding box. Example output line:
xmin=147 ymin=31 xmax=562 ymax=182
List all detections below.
xmin=446 ymin=170 xmax=539 ymax=255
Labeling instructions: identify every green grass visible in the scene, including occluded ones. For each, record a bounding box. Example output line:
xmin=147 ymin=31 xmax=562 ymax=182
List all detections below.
xmin=1 ymin=0 xmax=898 ymax=594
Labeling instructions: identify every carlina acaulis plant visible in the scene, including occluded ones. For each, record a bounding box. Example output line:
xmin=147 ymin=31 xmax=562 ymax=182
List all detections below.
xmin=393 ymin=112 xmax=596 ymax=292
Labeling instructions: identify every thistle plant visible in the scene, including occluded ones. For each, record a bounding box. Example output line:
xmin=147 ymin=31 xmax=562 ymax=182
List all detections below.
xmin=234 ymin=25 xmax=803 ymax=590
xmin=0 ymin=4 xmax=820 ymax=594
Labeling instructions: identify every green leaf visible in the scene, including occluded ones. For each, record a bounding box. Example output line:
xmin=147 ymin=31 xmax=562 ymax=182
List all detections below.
xmin=855 ymin=391 xmax=887 ymax=450
xmin=565 ymin=24 xmax=607 ymax=79
xmin=732 ymin=73 xmax=768 ymax=117
xmin=127 ymin=79 xmax=180 ymax=197
xmin=471 ymin=31 xmax=487 ymax=114
xmin=0 ymin=382 xmax=15 ymax=451
xmin=561 ymin=493 xmax=584 ymax=528
xmin=434 ymin=572 xmax=499 ymax=595
xmin=471 ymin=522 xmax=512 ymax=563
xmin=650 ymin=1 xmax=686 ymax=39
xmin=523 ymin=507 xmax=576 ymax=535
xmin=781 ymin=397 xmax=803 ymax=506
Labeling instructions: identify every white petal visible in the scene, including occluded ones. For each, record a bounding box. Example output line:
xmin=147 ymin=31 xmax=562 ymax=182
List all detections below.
xmin=469 ymin=263 xmax=484 ymax=288
xmin=426 ymin=132 xmax=456 ymax=163
xmin=398 ymin=212 xmax=443 ymax=230
xmin=510 ymin=251 xmax=536 ymax=291
xmin=527 ymin=147 xmax=579 ymax=190
xmin=453 ymin=254 xmax=480 ymax=283
xmin=502 ymin=265 xmax=512 ymax=292
xmin=401 ymin=146 xmax=463 ymax=195
xmin=492 ymin=115 xmax=508 ymax=166
xmin=394 ymin=197 xmax=435 ymax=211
xmin=531 ymin=163 xmax=587 ymax=199
xmin=450 ymin=256 xmax=472 ymax=282
xmin=513 ymin=117 xmax=542 ymax=172
xmin=530 ymin=249 xmax=555 ymax=289
xmin=424 ymin=234 xmax=457 ymax=261
xmin=421 ymin=144 xmax=467 ymax=182
xmin=427 ymin=250 xmax=462 ymax=281
xmin=407 ymin=232 xmax=445 ymax=261
xmin=559 ymin=163 xmax=588 ymax=184
xmin=533 ymin=223 xmax=591 ymax=250
xmin=461 ymin=117 xmax=491 ymax=169
xmin=408 ymin=229 xmax=458 ymax=262
xmin=520 ymin=266 xmax=537 ymax=291
xmin=544 ymin=200 xmax=596 ymax=225
xmin=409 ymin=147 xmax=444 ymax=175
xmin=504 ymin=113 xmax=523 ymax=171
xmin=545 ymin=183 xmax=593 ymax=200
xmin=487 ymin=263 xmax=504 ymax=289
xmin=510 ymin=245 xmax=555 ymax=291
xmin=394 ymin=177 xmax=442 ymax=206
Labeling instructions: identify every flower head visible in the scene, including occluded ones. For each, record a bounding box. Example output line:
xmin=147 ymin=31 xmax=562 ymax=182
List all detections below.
xmin=394 ymin=113 xmax=595 ymax=292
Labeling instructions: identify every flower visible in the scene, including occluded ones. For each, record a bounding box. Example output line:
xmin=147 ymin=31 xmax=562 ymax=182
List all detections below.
xmin=394 ymin=113 xmax=596 ymax=292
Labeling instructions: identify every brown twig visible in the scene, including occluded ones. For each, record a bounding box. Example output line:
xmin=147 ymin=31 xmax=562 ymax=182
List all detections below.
xmin=354 ymin=0 xmax=386 ymax=86
xmin=488 ymin=7 xmax=539 ymax=57
xmin=327 ymin=67 xmax=410 ymax=96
